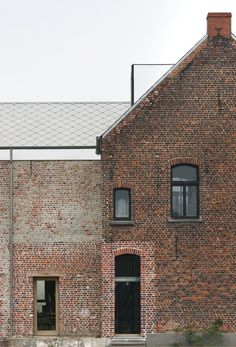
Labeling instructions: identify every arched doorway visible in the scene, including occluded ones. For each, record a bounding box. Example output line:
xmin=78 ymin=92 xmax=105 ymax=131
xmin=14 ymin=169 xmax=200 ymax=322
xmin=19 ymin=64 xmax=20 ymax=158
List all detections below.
xmin=115 ymin=254 xmax=140 ymax=334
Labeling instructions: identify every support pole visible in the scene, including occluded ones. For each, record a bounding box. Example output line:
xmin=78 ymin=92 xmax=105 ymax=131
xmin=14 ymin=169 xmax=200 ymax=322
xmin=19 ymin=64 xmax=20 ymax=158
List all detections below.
xmin=9 ymin=148 xmax=13 ymax=336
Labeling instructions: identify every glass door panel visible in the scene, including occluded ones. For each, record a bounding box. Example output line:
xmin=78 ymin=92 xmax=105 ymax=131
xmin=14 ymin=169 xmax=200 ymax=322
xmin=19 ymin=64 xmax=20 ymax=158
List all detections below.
xmin=34 ymin=278 xmax=58 ymax=335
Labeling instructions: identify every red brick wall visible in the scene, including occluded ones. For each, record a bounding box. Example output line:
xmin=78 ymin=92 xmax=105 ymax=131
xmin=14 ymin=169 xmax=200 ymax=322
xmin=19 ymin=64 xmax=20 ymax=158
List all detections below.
xmin=0 ymin=162 xmax=11 ymax=338
xmin=1 ymin=161 xmax=102 ymax=338
xmin=1 ymin=34 xmax=235 ymax=340
xmin=101 ymin=242 xmax=157 ymax=336
xmin=13 ymin=243 xmax=101 ymax=336
xmin=101 ymin=36 xmax=236 ymax=333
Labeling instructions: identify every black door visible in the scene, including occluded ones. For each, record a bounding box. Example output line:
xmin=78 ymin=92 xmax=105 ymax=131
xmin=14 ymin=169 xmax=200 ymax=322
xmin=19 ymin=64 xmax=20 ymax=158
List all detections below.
xmin=115 ymin=254 xmax=140 ymax=334
xmin=115 ymin=281 xmax=140 ymax=333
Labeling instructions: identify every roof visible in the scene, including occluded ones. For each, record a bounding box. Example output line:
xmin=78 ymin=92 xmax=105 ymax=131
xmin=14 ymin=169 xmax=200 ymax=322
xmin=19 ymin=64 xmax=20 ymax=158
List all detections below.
xmin=0 ymin=102 xmax=130 ymax=147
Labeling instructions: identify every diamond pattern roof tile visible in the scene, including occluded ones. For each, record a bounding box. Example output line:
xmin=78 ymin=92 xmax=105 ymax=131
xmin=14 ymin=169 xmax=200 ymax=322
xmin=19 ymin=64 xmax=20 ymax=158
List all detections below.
xmin=0 ymin=102 xmax=130 ymax=147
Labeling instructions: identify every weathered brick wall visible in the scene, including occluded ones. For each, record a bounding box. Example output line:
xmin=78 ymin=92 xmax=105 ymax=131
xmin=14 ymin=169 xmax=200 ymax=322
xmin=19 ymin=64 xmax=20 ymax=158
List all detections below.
xmin=101 ymin=36 xmax=236 ymax=333
xmin=0 ymin=163 xmax=11 ymax=338
xmin=3 ymin=161 xmax=102 ymax=337
xmin=101 ymin=242 xmax=157 ymax=336
xmin=13 ymin=243 xmax=101 ymax=336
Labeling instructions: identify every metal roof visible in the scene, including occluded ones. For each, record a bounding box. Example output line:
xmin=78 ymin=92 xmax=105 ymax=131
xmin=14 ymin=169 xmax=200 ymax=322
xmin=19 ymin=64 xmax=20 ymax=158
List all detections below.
xmin=0 ymin=102 xmax=130 ymax=147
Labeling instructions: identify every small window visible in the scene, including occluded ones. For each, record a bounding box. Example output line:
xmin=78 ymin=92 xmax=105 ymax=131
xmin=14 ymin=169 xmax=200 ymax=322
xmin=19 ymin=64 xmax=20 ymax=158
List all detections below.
xmin=34 ymin=278 xmax=59 ymax=335
xmin=114 ymin=188 xmax=131 ymax=220
xmin=171 ymin=164 xmax=199 ymax=219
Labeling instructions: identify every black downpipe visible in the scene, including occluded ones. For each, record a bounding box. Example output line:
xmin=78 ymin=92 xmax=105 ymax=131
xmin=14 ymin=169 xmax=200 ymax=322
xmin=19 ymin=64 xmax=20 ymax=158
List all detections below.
xmin=131 ymin=64 xmax=134 ymax=106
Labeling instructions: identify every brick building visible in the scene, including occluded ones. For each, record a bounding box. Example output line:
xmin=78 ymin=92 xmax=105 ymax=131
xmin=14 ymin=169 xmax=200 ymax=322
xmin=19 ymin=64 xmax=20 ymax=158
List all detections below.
xmin=0 ymin=12 xmax=236 ymax=347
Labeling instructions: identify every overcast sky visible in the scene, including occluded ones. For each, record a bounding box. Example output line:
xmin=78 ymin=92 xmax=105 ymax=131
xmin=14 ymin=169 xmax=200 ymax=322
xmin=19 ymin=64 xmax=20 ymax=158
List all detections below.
xmin=0 ymin=0 xmax=235 ymax=102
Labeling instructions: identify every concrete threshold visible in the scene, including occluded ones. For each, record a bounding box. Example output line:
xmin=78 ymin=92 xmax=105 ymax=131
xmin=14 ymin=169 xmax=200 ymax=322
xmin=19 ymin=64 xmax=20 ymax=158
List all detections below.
xmin=110 ymin=336 xmax=146 ymax=346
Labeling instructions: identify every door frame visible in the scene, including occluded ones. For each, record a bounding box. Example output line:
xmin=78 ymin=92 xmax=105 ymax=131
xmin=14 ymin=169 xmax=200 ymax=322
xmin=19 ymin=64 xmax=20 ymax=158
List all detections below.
xmin=33 ymin=277 xmax=59 ymax=336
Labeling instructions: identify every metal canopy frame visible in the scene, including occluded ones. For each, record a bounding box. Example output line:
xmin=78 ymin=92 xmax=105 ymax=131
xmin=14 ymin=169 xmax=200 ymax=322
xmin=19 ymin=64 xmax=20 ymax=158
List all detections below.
xmin=130 ymin=63 xmax=175 ymax=105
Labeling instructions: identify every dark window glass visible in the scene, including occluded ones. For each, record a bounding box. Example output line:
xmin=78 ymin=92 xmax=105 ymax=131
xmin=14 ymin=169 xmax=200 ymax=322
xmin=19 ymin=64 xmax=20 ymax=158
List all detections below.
xmin=171 ymin=164 xmax=199 ymax=219
xmin=114 ymin=189 xmax=131 ymax=220
xmin=172 ymin=186 xmax=184 ymax=217
xmin=36 ymin=279 xmax=57 ymax=331
xmin=186 ymin=186 xmax=198 ymax=217
xmin=172 ymin=165 xmax=197 ymax=181
xmin=115 ymin=254 xmax=140 ymax=277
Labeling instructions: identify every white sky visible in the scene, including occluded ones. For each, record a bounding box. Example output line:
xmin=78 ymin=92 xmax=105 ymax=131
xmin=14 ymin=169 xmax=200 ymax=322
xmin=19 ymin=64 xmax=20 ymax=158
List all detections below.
xmin=0 ymin=0 xmax=235 ymax=160
xmin=0 ymin=0 xmax=235 ymax=102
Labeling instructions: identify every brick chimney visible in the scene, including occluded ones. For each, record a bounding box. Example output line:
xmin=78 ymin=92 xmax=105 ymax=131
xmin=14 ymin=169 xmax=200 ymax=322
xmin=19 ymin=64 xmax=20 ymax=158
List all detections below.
xmin=207 ymin=13 xmax=232 ymax=38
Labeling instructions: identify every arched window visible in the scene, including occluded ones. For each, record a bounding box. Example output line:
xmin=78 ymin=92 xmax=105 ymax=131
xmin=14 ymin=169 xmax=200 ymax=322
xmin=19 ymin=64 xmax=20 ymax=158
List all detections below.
xmin=171 ymin=164 xmax=199 ymax=219
xmin=114 ymin=188 xmax=131 ymax=220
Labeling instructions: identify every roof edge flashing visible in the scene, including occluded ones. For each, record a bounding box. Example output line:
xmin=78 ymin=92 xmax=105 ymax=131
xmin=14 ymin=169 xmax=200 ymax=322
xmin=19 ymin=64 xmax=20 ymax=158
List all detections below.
xmin=0 ymin=146 xmax=96 ymax=150
xmin=0 ymin=101 xmax=130 ymax=105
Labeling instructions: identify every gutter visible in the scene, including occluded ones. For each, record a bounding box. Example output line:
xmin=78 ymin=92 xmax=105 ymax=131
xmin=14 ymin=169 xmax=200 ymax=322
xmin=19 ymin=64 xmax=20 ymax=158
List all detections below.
xmin=0 ymin=146 xmax=96 ymax=150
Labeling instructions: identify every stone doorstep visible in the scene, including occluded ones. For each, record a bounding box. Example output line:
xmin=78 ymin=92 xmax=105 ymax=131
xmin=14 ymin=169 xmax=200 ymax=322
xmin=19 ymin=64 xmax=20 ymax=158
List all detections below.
xmin=110 ymin=336 xmax=146 ymax=346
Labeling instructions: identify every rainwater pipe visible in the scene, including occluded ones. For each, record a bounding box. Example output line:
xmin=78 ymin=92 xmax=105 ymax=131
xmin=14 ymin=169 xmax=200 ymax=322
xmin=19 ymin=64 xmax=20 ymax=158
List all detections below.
xmin=9 ymin=148 xmax=14 ymax=336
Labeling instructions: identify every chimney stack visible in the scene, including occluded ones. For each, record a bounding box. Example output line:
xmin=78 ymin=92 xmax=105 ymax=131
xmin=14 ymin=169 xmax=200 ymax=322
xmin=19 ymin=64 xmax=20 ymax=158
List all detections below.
xmin=207 ymin=13 xmax=232 ymax=38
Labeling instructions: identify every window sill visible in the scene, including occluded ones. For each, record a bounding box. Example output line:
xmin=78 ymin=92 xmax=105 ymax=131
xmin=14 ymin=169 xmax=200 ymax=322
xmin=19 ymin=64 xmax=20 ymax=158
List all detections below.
xmin=168 ymin=216 xmax=202 ymax=223
xmin=111 ymin=220 xmax=134 ymax=226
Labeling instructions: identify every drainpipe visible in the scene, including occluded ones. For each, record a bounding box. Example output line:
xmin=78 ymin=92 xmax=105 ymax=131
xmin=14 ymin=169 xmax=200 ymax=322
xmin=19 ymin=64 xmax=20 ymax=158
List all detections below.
xmin=9 ymin=148 xmax=13 ymax=336
xmin=131 ymin=64 xmax=134 ymax=105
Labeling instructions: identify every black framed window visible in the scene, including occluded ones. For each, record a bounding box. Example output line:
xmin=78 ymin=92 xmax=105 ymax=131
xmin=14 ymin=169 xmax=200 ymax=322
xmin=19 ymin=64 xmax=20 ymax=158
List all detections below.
xmin=114 ymin=188 xmax=131 ymax=220
xmin=171 ymin=164 xmax=199 ymax=219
